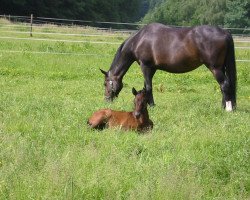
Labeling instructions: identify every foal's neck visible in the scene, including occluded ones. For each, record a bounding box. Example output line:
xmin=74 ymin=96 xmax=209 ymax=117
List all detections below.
xmin=135 ymin=108 xmax=150 ymax=121
xmin=142 ymin=108 xmax=150 ymax=120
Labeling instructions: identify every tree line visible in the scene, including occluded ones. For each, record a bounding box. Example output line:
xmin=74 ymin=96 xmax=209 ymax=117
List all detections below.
xmin=143 ymin=0 xmax=250 ymax=30
xmin=0 ymin=0 xmax=249 ymax=29
xmin=0 ymin=0 xmax=146 ymax=23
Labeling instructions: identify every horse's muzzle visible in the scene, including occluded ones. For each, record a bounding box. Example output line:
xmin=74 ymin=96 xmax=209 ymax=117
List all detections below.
xmin=105 ymin=96 xmax=114 ymax=102
xmin=105 ymin=93 xmax=118 ymax=102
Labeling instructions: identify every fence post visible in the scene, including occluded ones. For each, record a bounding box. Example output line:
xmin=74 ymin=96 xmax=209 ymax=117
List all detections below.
xmin=30 ymin=14 xmax=33 ymax=37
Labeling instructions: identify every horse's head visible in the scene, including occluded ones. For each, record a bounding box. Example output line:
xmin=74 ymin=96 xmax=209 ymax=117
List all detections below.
xmin=132 ymin=87 xmax=148 ymax=119
xmin=100 ymin=69 xmax=123 ymax=102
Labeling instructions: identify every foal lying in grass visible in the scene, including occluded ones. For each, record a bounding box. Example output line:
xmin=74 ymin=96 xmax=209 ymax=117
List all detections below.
xmin=87 ymin=88 xmax=153 ymax=131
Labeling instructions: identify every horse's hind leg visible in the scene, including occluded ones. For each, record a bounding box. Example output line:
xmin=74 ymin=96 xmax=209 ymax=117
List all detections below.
xmin=211 ymin=68 xmax=233 ymax=111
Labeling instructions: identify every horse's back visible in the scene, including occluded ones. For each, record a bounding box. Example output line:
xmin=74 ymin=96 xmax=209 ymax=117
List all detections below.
xmin=191 ymin=25 xmax=231 ymax=67
xmin=132 ymin=23 xmax=199 ymax=72
xmin=129 ymin=23 xmax=231 ymax=72
xmin=133 ymin=23 xmax=229 ymax=45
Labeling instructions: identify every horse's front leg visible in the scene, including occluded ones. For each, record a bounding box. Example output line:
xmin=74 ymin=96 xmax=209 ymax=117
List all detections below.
xmin=141 ymin=64 xmax=156 ymax=106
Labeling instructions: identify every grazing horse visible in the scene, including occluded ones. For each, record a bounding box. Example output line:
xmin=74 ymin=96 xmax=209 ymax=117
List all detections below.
xmin=87 ymin=88 xmax=153 ymax=131
xmin=100 ymin=23 xmax=237 ymax=111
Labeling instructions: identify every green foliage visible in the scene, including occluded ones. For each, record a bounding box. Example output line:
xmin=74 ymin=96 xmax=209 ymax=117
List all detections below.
xmin=0 ymin=0 xmax=143 ymax=22
xmin=225 ymin=0 xmax=250 ymax=28
xmin=1 ymin=0 xmax=249 ymax=29
xmin=0 ymin=22 xmax=250 ymax=199
xmin=142 ymin=0 xmax=250 ymax=28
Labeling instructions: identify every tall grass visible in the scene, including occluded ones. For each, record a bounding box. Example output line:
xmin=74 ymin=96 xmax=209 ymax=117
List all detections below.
xmin=0 ymin=20 xmax=249 ymax=199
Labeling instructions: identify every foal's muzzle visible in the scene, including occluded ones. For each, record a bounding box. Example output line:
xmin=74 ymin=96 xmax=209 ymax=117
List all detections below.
xmin=134 ymin=112 xmax=141 ymax=119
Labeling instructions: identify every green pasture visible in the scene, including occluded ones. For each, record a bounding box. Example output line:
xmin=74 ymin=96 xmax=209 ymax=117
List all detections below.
xmin=0 ymin=19 xmax=249 ymax=199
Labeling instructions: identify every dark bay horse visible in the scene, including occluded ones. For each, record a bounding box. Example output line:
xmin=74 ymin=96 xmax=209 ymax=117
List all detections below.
xmin=87 ymin=88 xmax=153 ymax=131
xmin=100 ymin=23 xmax=237 ymax=111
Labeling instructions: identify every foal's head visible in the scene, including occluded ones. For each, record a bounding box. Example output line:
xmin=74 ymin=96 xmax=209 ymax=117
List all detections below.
xmin=132 ymin=88 xmax=148 ymax=119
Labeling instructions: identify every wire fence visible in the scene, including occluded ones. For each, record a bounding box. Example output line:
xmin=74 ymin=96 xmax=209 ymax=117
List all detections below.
xmin=1 ymin=36 xmax=250 ymax=50
xmin=0 ymin=49 xmax=249 ymax=63
xmin=1 ymin=14 xmax=250 ymax=34
xmin=0 ymin=36 xmax=122 ymax=45
xmin=0 ymin=14 xmax=249 ymax=62
xmin=0 ymin=29 xmax=250 ymax=42
xmin=0 ymin=14 xmax=140 ymax=33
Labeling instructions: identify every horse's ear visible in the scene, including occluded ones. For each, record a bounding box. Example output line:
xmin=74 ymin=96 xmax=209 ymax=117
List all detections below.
xmin=100 ymin=68 xmax=108 ymax=77
xmin=132 ymin=87 xmax=137 ymax=96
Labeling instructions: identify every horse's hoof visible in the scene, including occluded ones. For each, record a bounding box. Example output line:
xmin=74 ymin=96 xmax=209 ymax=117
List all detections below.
xmin=225 ymin=101 xmax=233 ymax=112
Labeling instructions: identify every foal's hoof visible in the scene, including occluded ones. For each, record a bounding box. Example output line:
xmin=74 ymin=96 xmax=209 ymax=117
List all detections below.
xmin=148 ymin=103 xmax=155 ymax=107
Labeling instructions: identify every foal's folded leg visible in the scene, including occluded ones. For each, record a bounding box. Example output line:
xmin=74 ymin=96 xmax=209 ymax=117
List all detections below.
xmin=87 ymin=110 xmax=110 ymax=129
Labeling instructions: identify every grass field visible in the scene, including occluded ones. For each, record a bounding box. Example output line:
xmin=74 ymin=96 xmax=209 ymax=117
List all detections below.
xmin=0 ymin=19 xmax=250 ymax=199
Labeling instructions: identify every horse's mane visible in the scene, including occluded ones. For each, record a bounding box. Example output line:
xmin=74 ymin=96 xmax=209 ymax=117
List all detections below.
xmin=110 ymin=41 xmax=126 ymax=70
xmin=109 ymin=29 xmax=140 ymax=71
xmin=109 ymin=28 xmax=143 ymax=72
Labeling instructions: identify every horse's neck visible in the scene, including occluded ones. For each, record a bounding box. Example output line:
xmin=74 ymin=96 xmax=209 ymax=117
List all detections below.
xmin=109 ymin=45 xmax=134 ymax=78
xmin=109 ymin=61 xmax=131 ymax=79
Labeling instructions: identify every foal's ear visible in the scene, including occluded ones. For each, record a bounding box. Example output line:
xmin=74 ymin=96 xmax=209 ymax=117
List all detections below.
xmin=132 ymin=87 xmax=138 ymax=96
xmin=100 ymin=68 xmax=108 ymax=77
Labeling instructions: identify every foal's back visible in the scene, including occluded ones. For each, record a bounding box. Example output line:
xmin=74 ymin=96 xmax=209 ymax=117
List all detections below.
xmin=108 ymin=110 xmax=140 ymax=130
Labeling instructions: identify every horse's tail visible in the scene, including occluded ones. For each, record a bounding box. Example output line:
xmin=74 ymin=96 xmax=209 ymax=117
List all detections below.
xmin=224 ymin=33 xmax=237 ymax=108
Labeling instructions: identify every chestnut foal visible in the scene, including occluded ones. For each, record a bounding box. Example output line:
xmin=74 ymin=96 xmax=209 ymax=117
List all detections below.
xmin=87 ymin=88 xmax=153 ymax=131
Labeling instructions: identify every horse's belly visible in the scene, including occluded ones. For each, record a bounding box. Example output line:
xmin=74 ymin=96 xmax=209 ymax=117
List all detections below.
xmin=155 ymin=58 xmax=202 ymax=73
xmin=150 ymin=36 xmax=203 ymax=73
xmin=136 ymin=42 xmax=202 ymax=73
